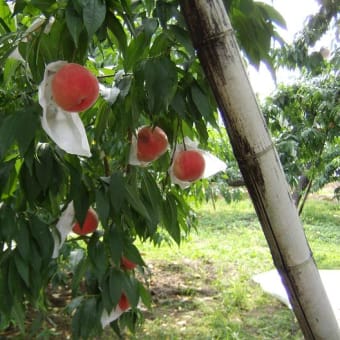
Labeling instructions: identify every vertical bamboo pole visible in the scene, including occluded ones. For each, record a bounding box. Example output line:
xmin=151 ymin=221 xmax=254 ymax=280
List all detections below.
xmin=180 ymin=1 xmax=340 ymax=339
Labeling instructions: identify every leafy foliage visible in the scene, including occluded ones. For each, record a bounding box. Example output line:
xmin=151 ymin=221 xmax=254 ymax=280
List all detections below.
xmin=225 ymin=0 xmax=286 ymax=69
xmin=0 ymin=0 xmax=286 ymax=338
xmin=274 ymin=0 xmax=340 ymax=73
xmin=262 ymin=71 xmax=340 ymax=211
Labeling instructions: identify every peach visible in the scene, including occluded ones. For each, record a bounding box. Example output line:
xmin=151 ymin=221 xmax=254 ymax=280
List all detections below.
xmin=72 ymin=207 xmax=99 ymax=235
xmin=173 ymin=150 xmax=205 ymax=182
xmin=121 ymin=256 xmax=137 ymax=270
xmin=137 ymin=126 xmax=168 ymax=162
xmin=51 ymin=63 xmax=99 ymax=112
xmin=118 ymin=293 xmax=130 ymax=311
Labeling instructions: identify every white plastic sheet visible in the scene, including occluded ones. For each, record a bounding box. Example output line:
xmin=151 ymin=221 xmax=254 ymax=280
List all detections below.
xmin=252 ymin=269 xmax=340 ymax=326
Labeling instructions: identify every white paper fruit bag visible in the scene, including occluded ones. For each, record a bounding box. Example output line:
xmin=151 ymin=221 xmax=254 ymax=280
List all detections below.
xmin=38 ymin=61 xmax=92 ymax=157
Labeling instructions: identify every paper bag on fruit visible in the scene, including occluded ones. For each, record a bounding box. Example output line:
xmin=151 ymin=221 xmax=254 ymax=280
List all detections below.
xmin=38 ymin=61 xmax=98 ymax=157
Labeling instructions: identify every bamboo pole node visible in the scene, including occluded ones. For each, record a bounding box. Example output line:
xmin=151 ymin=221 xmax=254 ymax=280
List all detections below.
xmin=286 ymin=253 xmax=315 ymax=270
xmin=237 ymin=142 xmax=276 ymax=164
xmin=196 ymin=28 xmax=234 ymax=48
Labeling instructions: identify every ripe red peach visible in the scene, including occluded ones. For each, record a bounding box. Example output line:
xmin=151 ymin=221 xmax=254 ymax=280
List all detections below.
xmin=173 ymin=150 xmax=205 ymax=182
xmin=121 ymin=256 xmax=137 ymax=270
xmin=51 ymin=63 xmax=99 ymax=112
xmin=137 ymin=126 xmax=168 ymax=162
xmin=72 ymin=207 xmax=99 ymax=235
xmin=118 ymin=293 xmax=130 ymax=311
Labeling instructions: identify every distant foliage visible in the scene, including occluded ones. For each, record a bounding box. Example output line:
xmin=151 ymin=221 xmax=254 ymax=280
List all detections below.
xmin=262 ymin=71 xmax=340 ymax=205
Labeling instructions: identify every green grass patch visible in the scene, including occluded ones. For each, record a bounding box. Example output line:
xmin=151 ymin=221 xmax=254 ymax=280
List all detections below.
xmin=108 ymin=196 xmax=339 ymax=339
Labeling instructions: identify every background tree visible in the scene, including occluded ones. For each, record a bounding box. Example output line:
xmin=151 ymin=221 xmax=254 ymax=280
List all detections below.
xmin=262 ymin=71 xmax=339 ymax=213
xmin=263 ymin=0 xmax=340 ymax=211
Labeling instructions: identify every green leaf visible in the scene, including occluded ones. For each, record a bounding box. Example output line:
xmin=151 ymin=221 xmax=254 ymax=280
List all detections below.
xmin=31 ymin=0 xmax=55 ymax=12
xmin=149 ymin=32 xmax=172 ymax=57
xmin=19 ymin=162 xmax=42 ymax=204
xmin=101 ymin=275 xmax=113 ymax=312
xmin=95 ymin=186 xmax=110 ymax=227
xmin=0 ymin=159 xmax=15 ymax=197
xmin=171 ymin=89 xmax=187 ymax=118
xmin=163 ymin=193 xmax=181 ymax=244
xmin=124 ymin=184 xmax=151 ymax=221
xmin=0 ymin=261 xmax=12 ymax=315
xmin=191 ymin=83 xmax=214 ymax=122
xmin=66 ymin=4 xmax=84 ymax=47
xmin=82 ymin=0 xmax=106 ymax=39
xmin=15 ymin=219 xmax=31 ymax=260
xmin=70 ymin=169 xmax=90 ymax=226
xmin=138 ymin=281 xmax=152 ymax=308
xmin=12 ymin=1 xmax=26 ymax=15
xmin=106 ymin=11 xmax=127 ymax=56
xmin=109 ymin=172 xmax=126 ymax=214
xmin=8 ymin=259 xmax=24 ymax=300
xmin=71 ymin=255 xmax=87 ymax=295
xmin=123 ymin=243 xmax=145 ymax=267
xmin=65 ymin=296 xmax=84 ymax=314
xmin=29 ymin=242 xmax=43 ymax=274
xmin=107 ymin=228 xmax=123 ymax=265
xmin=95 ymin=102 xmax=110 ymax=142
xmin=0 ymin=1 xmax=16 ymax=31
xmin=0 ymin=114 xmax=18 ymax=159
xmin=124 ymin=32 xmax=150 ymax=71
xmin=72 ymin=297 xmax=101 ymax=339
xmin=0 ymin=205 xmax=17 ymax=242
xmin=155 ymin=1 xmax=180 ymax=28
xmin=121 ymin=275 xmax=139 ymax=308
xmin=109 ymin=269 xmax=123 ymax=306
xmin=34 ymin=144 xmax=53 ymax=191
xmin=88 ymin=236 xmax=108 ymax=279
xmin=29 ymin=215 xmax=54 ymax=267
xmin=169 ymin=24 xmax=194 ymax=56
xmin=141 ymin=18 xmax=158 ymax=38
xmin=144 ymin=56 xmax=178 ymax=114
xmin=257 ymin=3 xmax=286 ymax=29
xmin=11 ymin=300 xmax=26 ymax=335
xmin=14 ymin=251 xmax=30 ymax=287
xmin=141 ymin=171 xmax=163 ymax=223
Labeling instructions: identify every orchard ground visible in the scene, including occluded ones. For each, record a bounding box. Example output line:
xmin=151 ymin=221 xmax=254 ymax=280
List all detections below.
xmin=1 ymin=186 xmax=339 ymax=339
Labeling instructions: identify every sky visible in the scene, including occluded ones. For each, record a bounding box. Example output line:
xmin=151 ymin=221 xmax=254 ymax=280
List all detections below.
xmin=248 ymin=0 xmax=329 ymax=98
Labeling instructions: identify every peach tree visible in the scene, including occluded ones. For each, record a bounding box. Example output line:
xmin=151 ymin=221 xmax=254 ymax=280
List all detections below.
xmin=0 ymin=0 xmax=284 ymax=338
xmin=263 ymin=0 xmax=340 ymax=212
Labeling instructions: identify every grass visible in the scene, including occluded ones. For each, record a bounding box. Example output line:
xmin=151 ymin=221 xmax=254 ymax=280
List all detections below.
xmin=111 ymin=195 xmax=340 ymax=340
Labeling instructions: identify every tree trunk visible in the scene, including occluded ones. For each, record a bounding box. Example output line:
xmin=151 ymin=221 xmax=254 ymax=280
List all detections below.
xmin=292 ymin=174 xmax=310 ymax=207
xmin=180 ymin=1 xmax=340 ymax=339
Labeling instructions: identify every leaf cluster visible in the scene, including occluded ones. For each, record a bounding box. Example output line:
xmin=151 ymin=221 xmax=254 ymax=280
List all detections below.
xmin=262 ymin=72 xmax=340 ymax=195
